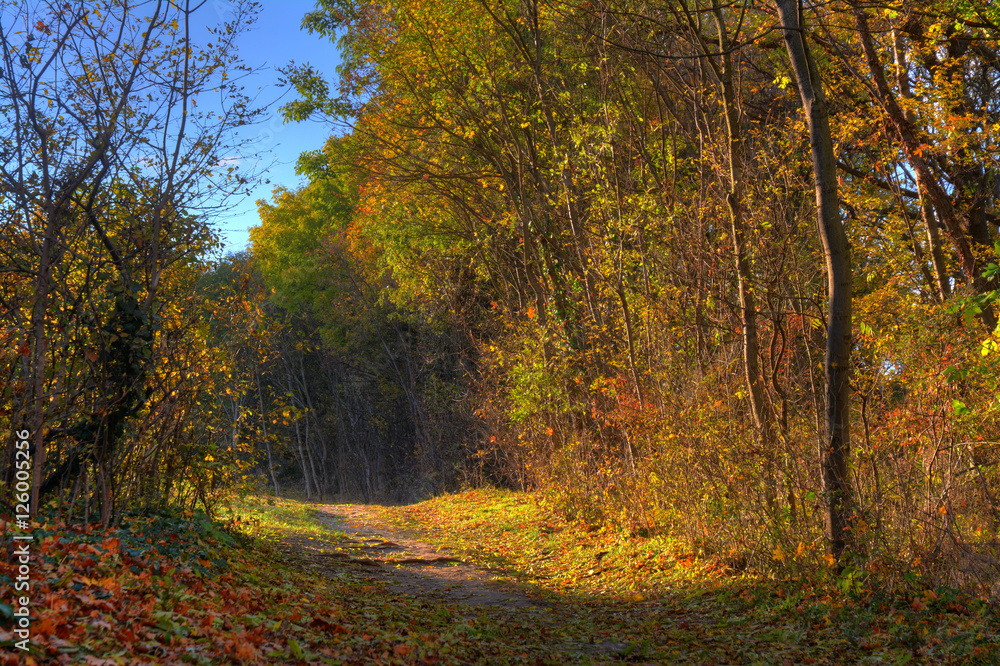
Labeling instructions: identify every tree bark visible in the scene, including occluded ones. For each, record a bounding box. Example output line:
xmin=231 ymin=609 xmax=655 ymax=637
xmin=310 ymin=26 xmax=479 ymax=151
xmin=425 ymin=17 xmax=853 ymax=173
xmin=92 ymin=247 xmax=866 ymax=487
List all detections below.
xmin=29 ymin=208 xmax=57 ymax=519
xmin=256 ymin=371 xmax=279 ymax=496
xmin=892 ymin=28 xmax=950 ymax=301
xmin=707 ymin=0 xmax=777 ymax=502
xmin=775 ymin=0 xmax=854 ymax=561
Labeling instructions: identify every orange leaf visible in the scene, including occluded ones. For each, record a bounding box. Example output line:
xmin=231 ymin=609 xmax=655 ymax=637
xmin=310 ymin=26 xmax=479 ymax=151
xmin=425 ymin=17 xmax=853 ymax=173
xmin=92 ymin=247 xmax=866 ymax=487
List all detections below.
xmin=34 ymin=615 xmax=57 ymax=637
xmin=101 ymin=537 xmax=121 ymax=555
xmin=234 ymin=642 xmax=257 ymax=661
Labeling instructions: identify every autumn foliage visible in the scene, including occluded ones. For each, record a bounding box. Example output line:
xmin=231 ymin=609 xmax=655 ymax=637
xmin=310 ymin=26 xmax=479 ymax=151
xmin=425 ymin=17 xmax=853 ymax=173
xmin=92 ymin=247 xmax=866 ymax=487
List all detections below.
xmin=4 ymin=0 xmax=1000 ymax=634
xmin=262 ymin=0 xmax=1000 ymax=592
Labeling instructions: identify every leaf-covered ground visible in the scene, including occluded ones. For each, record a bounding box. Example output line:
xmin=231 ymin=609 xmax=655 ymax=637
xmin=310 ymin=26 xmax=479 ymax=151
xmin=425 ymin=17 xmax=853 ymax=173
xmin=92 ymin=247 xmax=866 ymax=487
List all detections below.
xmin=340 ymin=490 xmax=1000 ymax=664
xmin=2 ymin=489 xmax=999 ymax=664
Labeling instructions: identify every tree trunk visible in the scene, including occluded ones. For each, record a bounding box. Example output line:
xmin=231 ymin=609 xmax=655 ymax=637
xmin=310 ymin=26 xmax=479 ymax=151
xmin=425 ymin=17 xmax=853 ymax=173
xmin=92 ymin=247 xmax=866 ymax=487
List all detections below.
xmin=891 ymin=29 xmax=950 ymax=301
xmin=29 ymin=209 xmax=57 ymax=519
xmin=775 ymin=0 xmax=854 ymax=561
xmin=298 ymin=353 xmax=328 ymax=500
xmin=708 ymin=0 xmax=778 ymax=505
xmin=294 ymin=417 xmax=311 ymax=501
xmin=302 ymin=414 xmax=323 ymax=501
xmin=257 ymin=373 xmax=279 ymax=496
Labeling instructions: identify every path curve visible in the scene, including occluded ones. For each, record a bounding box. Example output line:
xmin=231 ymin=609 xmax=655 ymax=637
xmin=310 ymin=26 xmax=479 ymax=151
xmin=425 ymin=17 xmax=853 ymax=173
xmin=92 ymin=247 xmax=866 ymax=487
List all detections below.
xmin=312 ymin=504 xmax=550 ymax=609
xmin=279 ymin=503 xmax=667 ymax=662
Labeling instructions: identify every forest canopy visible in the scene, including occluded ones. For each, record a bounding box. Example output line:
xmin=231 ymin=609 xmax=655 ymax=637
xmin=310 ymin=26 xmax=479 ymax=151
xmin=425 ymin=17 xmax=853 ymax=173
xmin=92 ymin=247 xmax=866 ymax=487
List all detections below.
xmin=5 ymin=0 xmax=1000 ymax=591
xmin=263 ymin=0 xmax=1000 ymax=583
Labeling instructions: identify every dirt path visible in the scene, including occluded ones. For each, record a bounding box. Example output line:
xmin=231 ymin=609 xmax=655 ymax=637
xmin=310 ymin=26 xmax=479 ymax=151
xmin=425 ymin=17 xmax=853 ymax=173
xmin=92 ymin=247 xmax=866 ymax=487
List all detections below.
xmin=270 ymin=498 xmax=972 ymax=664
xmin=303 ymin=504 xmax=552 ymax=609
xmin=278 ymin=504 xmax=757 ymax=663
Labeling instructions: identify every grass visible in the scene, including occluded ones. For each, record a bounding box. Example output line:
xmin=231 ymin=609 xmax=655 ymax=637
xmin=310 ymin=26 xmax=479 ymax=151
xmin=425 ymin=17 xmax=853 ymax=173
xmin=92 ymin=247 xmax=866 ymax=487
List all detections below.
xmin=218 ymin=494 xmax=347 ymax=543
xmin=1 ymin=500 xmax=546 ymax=664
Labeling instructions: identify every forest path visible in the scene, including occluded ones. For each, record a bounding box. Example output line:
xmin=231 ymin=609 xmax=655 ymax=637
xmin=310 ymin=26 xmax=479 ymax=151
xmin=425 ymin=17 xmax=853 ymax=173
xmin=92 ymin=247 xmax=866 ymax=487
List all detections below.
xmin=269 ymin=493 xmax=954 ymax=664
xmin=279 ymin=502 xmax=657 ymax=662
xmin=309 ymin=503 xmax=545 ymax=608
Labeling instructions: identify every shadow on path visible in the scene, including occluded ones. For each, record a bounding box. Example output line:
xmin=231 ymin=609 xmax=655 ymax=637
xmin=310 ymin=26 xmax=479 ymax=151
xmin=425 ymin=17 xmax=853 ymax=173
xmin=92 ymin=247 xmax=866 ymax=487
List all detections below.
xmin=314 ymin=504 xmax=548 ymax=608
xmin=280 ymin=504 xmax=649 ymax=663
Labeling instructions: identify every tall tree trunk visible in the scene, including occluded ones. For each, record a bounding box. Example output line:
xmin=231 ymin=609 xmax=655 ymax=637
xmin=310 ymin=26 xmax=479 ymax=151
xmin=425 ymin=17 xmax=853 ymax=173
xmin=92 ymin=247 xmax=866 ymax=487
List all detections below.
xmin=891 ymin=29 xmax=950 ymax=301
xmin=302 ymin=415 xmax=323 ymax=501
xmin=298 ymin=353 xmax=328 ymax=501
xmin=775 ymin=0 xmax=854 ymax=561
xmin=707 ymin=0 xmax=777 ymax=503
xmin=256 ymin=372 xmax=279 ymax=496
xmin=29 ymin=209 xmax=57 ymax=519
xmin=293 ymin=416 xmax=311 ymax=501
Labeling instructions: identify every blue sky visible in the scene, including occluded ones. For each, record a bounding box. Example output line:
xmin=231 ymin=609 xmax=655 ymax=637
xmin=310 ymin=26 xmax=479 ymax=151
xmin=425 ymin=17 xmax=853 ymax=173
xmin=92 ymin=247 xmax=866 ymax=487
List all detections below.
xmin=208 ymin=0 xmax=341 ymax=253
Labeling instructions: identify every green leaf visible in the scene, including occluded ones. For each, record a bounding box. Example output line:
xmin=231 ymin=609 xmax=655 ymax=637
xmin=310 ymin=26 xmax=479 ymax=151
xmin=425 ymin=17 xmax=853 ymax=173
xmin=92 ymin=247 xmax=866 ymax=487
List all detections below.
xmin=944 ymin=366 xmax=964 ymax=382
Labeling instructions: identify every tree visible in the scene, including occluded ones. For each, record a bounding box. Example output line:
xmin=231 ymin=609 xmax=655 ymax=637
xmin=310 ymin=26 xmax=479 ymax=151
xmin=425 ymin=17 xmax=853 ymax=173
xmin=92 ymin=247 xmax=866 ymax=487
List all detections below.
xmin=774 ymin=0 xmax=854 ymax=561
xmin=276 ymin=0 xmax=1000 ymax=585
xmin=0 ymin=0 xmax=263 ymax=522
xmin=248 ymin=137 xmax=479 ymax=501
xmin=846 ymin=1 xmax=999 ymax=329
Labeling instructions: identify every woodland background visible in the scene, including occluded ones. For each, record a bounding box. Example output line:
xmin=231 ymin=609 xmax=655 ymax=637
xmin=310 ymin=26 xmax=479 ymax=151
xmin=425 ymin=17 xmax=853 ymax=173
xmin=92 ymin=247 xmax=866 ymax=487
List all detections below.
xmin=4 ymin=0 xmax=1000 ymax=594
